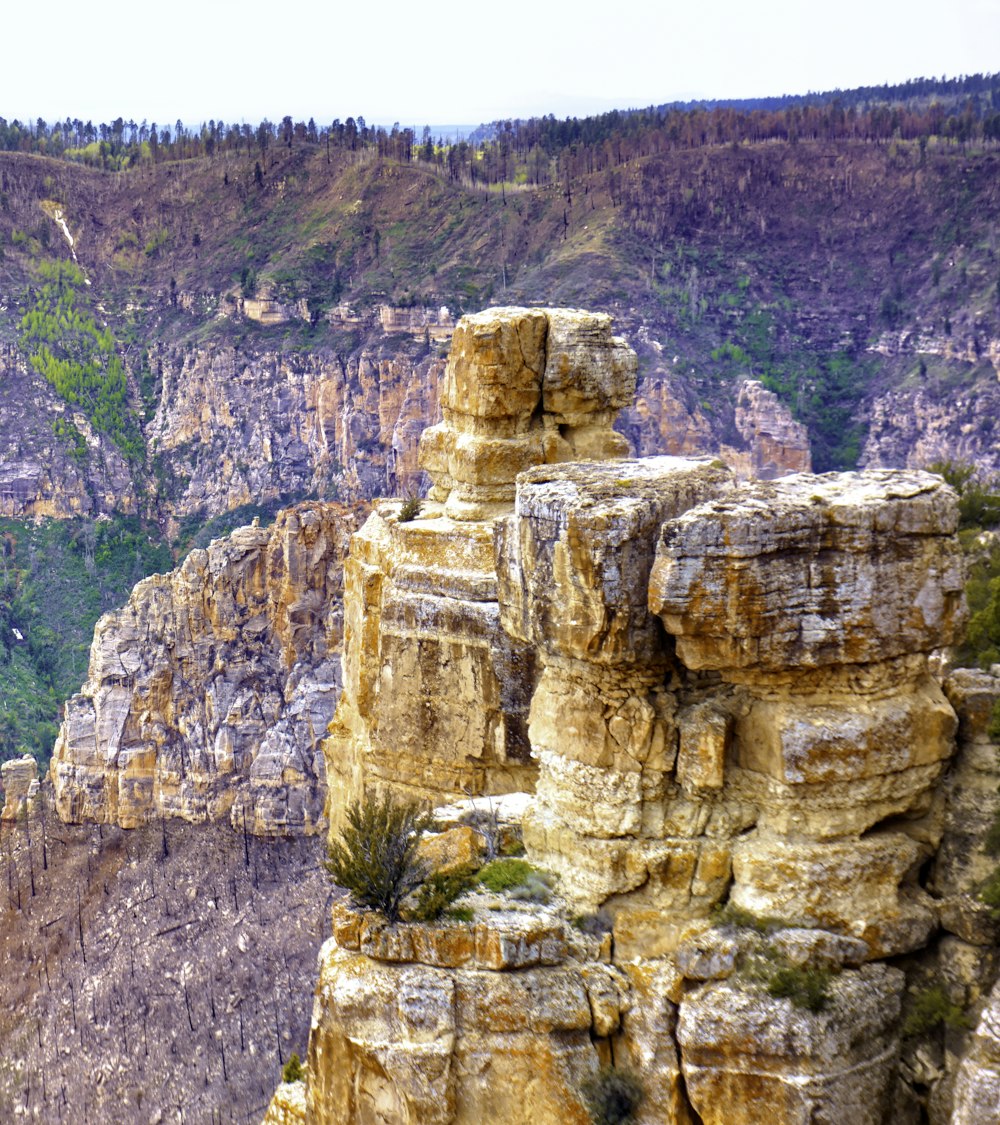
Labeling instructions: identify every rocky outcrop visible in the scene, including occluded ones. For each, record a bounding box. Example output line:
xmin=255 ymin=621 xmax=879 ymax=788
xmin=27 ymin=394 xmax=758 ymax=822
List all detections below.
xmin=952 ymin=978 xmax=1000 ymax=1124
xmin=0 ymin=754 xmax=38 ymax=820
xmin=50 ymin=501 xmax=363 ymax=835
xmin=280 ymin=308 xmax=978 ymax=1123
xmin=862 ymin=379 xmax=1000 ymax=475
xmin=324 ymin=308 xmax=637 ymax=826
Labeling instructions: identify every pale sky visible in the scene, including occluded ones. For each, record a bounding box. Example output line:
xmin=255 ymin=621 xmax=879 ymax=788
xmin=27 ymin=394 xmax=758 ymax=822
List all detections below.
xmin=3 ymin=0 xmax=998 ymax=129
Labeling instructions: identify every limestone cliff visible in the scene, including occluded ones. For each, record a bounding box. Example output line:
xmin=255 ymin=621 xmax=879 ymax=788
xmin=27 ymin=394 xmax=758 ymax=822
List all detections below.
xmin=148 ymin=342 xmax=443 ymax=530
xmin=50 ymin=500 xmax=363 ymax=834
xmin=862 ymin=377 xmax=1000 ymax=475
xmin=291 ymin=306 xmax=990 ymax=1125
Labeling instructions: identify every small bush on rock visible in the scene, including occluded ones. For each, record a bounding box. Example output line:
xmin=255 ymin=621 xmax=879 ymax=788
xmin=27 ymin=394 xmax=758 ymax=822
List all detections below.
xmin=767 ymin=965 xmax=833 ymax=1011
xmin=409 ymin=866 xmax=477 ymax=922
xmin=581 ymin=1066 xmax=644 ymax=1125
xmin=282 ymin=1053 xmax=303 ymax=1083
xmin=477 ymin=858 xmax=552 ymax=900
xmin=397 ymin=495 xmax=423 ymax=522
xmin=325 ymin=793 xmax=430 ymax=923
xmin=902 ymin=984 xmax=971 ymax=1037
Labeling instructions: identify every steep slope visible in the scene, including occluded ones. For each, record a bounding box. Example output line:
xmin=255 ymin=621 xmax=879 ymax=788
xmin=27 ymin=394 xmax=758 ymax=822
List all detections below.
xmin=0 ymin=798 xmax=327 ymax=1123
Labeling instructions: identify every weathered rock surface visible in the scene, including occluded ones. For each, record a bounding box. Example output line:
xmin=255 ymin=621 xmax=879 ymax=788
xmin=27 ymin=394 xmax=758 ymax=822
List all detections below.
xmin=649 ymin=470 xmax=966 ymax=672
xmin=862 ymin=373 xmax=1000 ymax=476
xmin=148 ymin=341 xmax=443 ymax=530
xmin=951 ymin=978 xmax=1000 ymax=1124
xmin=0 ymin=754 xmax=38 ymax=820
xmin=50 ymin=501 xmax=362 ymax=834
xmin=678 ymin=965 xmax=905 ymax=1124
xmin=306 ymin=931 xmax=605 ymax=1125
xmin=419 ymin=307 xmax=635 ymax=521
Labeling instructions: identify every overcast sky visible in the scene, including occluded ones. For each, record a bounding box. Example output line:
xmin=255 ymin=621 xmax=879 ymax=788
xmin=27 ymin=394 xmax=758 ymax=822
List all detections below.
xmin=3 ymin=0 xmax=998 ymax=129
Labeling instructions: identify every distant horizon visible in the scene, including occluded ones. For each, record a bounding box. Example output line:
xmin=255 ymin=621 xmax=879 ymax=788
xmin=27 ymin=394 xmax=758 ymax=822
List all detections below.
xmin=3 ymin=71 xmax=996 ymax=141
xmin=2 ymin=0 xmax=997 ymax=130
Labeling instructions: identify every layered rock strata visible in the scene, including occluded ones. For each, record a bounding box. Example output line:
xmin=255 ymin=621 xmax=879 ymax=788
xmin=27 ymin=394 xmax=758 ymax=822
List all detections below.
xmin=648 ymin=471 xmax=965 ymax=958
xmin=50 ymin=501 xmax=362 ymax=835
xmin=1 ymin=754 xmax=39 ymax=820
xmin=304 ymin=307 xmax=972 ymax=1123
xmin=324 ymin=308 xmax=638 ymax=825
xmin=495 ymin=456 xmax=738 ymax=929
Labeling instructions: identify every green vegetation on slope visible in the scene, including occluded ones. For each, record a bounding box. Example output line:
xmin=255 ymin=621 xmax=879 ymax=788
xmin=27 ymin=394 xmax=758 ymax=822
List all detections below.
xmin=19 ymin=261 xmax=143 ymax=462
xmin=0 ymin=515 xmax=171 ymax=766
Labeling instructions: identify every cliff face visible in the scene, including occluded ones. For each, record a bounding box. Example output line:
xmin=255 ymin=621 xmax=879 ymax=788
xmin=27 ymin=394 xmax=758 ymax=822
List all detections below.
xmin=0 ymin=344 xmax=138 ymax=519
xmin=293 ymin=306 xmax=993 ymax=1125
xmin=50 ymin=500 xmax=363 ymax=835
xmin=148 ymin=341 xmax=444 ymax=527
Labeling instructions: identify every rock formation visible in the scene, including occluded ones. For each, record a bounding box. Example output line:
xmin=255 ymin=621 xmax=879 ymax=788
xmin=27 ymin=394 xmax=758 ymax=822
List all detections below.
xmin=283 ymin=307 xmax=988 ymax=1124
xmin=324 ymin=307 xmax=637 ymax=825
xmin=50 ymin=501 xmax=363 ymax=835
xmin=147 ymin=342 xmax=444 ymax=532
xmin=0 ymin=754 xmax=38 ymax=820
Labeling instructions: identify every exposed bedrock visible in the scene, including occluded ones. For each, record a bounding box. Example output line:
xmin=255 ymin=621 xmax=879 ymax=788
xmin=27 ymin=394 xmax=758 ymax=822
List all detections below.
xmin=50 ymin=501 xmax=363 ymax=835
xmin=301 ymin=307 xmax=975 ymax=1123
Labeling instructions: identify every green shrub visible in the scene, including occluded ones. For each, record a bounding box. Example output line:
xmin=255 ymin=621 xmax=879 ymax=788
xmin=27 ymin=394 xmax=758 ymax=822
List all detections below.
xmin=409 ymin=866 xmax=477 ymax=922
xmin=508 ymin=870 xmax=555 ymax=903
xmin=325 ymin=793 xmax=430 ymax=923
xmin=445 ymin=905 xmax=475 ymax=922
xmin=581 ymin=1066 xmax=644 ymax=1125
xmin=477 ymin=858 xmax=535 ymax=893
xmin=282 ymin=1053 xmax=303 ymax=1083
xmin=397 ymin=495 xmax=423 ymax=522
xmin=902 ymin=984 xmax=971 ymax=1037
xmin=767 ymin=965 xmax=833 ymax=1011
xmin=711 ymin=902 xmax=783 ymax=934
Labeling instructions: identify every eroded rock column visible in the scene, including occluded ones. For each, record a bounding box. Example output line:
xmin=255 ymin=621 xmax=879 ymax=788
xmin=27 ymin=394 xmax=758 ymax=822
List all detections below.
xmin=495 ymin=456 xmax=735 ymax=938
xmin=649 ymin=470 xmax=966 ymax=958
xmin=324 ymin=307 xmax=639 ymax=824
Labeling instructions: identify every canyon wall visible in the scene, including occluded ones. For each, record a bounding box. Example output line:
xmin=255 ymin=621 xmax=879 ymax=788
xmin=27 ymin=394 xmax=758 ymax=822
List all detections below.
xmin=50 ymin=500 xmax=363 ymax=835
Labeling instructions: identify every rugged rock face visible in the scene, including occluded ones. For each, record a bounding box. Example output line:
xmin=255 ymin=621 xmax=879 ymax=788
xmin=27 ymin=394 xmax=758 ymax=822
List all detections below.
xmin=148 ymin=343 xmax=443 ymax=529
xmin=50 ymin=501 xmax=363 ymax=835
xmin=952 ymin=977 xmax=1000 ymax=1124
xmin=0 ymin=754 xmax=38 ymax=820
xmin=297 ymin=307 xmax=980 ymax=1123
xmin=0 ymin=344 xmax=138 ymax=519
xmin=619 ymin=348 xmax=812 ymax=480
xmin=324 ymin=308 xmax=638 ymax=826
xmin=862 ymin=378 xmax=1000 ymax=475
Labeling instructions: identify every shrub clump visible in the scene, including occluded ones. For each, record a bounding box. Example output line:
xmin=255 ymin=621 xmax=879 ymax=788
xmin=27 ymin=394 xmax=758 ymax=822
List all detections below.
xmin=581 ymin=1066 xmax=644 ymax=1125
xmin=767 ymin=965 xmax=833 ymax=1012
xmin=477 ymin=858 xmax=554 ymax=901
xmin=282 ymin=1052 xmax=304 ymax=1084
xmin=325 ymin=793 xmax=430 ymax=923
xmin=409 ymin=865 xmax=477 ymax=922
xmin=902 ymin=984 xmax=971 ymax=1037
xmin=397 ymin=495 xmax=423 ymax=522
